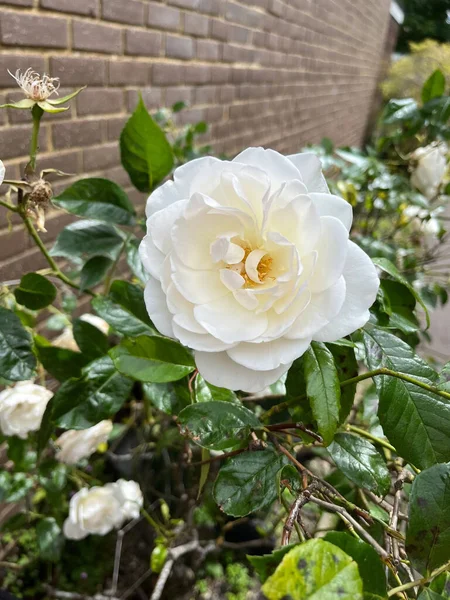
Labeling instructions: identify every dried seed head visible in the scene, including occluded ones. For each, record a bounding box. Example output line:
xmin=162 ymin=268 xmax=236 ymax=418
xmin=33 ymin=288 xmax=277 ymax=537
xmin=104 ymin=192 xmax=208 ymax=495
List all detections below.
xmin=9 ymin=68 xmax=60 ymax=102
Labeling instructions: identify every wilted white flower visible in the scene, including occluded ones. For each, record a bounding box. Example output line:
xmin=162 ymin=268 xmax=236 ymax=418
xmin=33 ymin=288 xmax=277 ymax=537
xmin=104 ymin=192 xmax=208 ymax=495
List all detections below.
xmin=0 ymin=68 xmax=85 ymax=114
xmin=139 ymin=148 xmax=379 ymax=392
xmin=109 ymin=479 xmax=143 ymax=520
xmin=411 ymin=143 xmax=448 ymax=199
xmin=55 ymin=420 xmax=113 ymax=465
xmin=0 ymin=381 xmax=53 ymax=439
xmin=63 ymin=486 xmax=124 ymax=540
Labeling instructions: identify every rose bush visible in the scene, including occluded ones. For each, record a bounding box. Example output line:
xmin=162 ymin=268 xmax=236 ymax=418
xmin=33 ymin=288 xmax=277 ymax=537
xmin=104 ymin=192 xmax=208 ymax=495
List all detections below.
xmin=140 ymin=149 xmax=379 ymax=392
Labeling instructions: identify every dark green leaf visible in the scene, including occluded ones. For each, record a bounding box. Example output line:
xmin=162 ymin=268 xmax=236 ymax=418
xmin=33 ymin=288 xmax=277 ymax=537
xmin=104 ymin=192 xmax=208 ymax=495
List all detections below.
xmin=143 ymin=381 xmax=191 ymax=415
xmin=304 ymin=342 xmax=341 ymax=445
xmin=126 ymin=237 xmax=148 ymax=284
xmin=53 ymin=178 xmax=135 ymax=225
xmin=422 ymin=70 xmax=446 ymax=104
xmin=406 ymin=462 xmax=450 ymax=573
xmin=248 ymin=544 xmax=301 ymax=583
xmin=109 ymin=280 xmax=152 ymax=327
xmin=35 ymin=339 xmax=88 ymax=381
xmin=364 ymin=327 xmax=450 ymax=469
xmin=379 ymin=279 xmax=419 ymax=334
xmin=373 ymin=257 xmax=430 ymax=327
xmin=80 ymin=256 xmax=113 ymax=290
xmin=36 ymin=517 xmax=63 ymax=562
xmin=50 ymin=220 xmax=125 ymax=263
xmin=328 ymin=344 xmax=358 ymax=424
xmin=73 ymin=318 xmax=109 ymax=362
xmin=261 ymin=539 xmax=363 ymax=600
xmin=52 ymin=356 xmax=133 ymax=429
xmin=0 ymin=306 xmax=36 ymax=381
xmin=14 ymin=273 xmax=57 ymax=310
xmin=323 ymin=533 xmax=387 ymax=598
xmin=430 ymin=572 xmax=450 ymax=598
xmin=418 ymin=590 xmax=446 ymax=600
xmin=213 ymin=447 xmax=288 ymax=517
xmin=328 ymin=433 xmax=390 ymax=496
xmin=382 ymin=98 xmax=419 ymax=124
xmin=178 ymin=401 xmax=260 ymax=450
xmin=194 ymin=374 xmax=238 ymax=403
xmin=120 ymin=94 xmax=174 ymax=192
xmin=38 ymin=461 xmax=67 ymax=495
xmin=0 ymin=472 xmax=34 ymax=503
xmin=286 ymin=357 xmax=313 ymax=424
xmin=110 ymin=335 xmax=195 ymax=383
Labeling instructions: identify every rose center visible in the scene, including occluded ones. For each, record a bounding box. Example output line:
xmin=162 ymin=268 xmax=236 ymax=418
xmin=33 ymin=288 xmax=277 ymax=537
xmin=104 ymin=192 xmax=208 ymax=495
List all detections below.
xmin=228 ymin=244 xmax=273 ymax=287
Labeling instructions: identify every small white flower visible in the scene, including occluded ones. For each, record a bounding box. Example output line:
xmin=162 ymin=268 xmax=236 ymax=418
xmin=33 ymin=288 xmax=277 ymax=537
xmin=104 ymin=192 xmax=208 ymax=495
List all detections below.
xmin=108 ymin=479 xmax=143 ymax=520
xmin=55 ymin=420 xmax=113 ymax=465
xmin=9 ymin=68 xmax=60 ymax=102
xmin=139 ymin=148 xmax=379 ymax=392
xmin=411 ymin=143 xmax=448 ymax=199
xmin=63 ymin=486 xmax=124 ymax=540
xmin=0 ymin=381 xmax=53 ymax=439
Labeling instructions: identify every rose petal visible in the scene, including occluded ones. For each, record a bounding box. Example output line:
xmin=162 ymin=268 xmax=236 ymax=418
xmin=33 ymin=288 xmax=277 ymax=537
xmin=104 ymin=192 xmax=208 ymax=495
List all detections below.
xmin=173 ymin=322 xmax=236 ymax=352
xmin=233 ymin=147 xmax=301 ymax=192
xmin=171 ymin=257 xmax=228 ymax=304
xmin=139 ymin=233 xmax=164 ymax=280
xmin=144 ymin=277 xmax=174 ymax=338
xmin=287 ymin=152 xmax=329 ymax=193
xmin=309 ymin=216 xmax=349 ymax=294
xmin=227 ymin=336 xmax=311 ymax=371
xmin=313 ymin=241 xmax=379 ymax=341
xmin=309 ymin=192 xmax=353 ymax=232
xmin=195 ymin=350 xmax=291 ymax=392
xmin=148 ymin=199 xmax=187 ymax=254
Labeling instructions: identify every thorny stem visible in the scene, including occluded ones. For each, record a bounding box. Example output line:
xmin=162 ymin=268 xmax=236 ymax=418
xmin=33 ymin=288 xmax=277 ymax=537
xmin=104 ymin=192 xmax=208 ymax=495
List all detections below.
xmin=387 ymin=559 xmax=450 ymax=597
xmin=29 ymin=104 xmax=44 ymax=172
xmin=262 ymin=367 xmax=450 ymax=421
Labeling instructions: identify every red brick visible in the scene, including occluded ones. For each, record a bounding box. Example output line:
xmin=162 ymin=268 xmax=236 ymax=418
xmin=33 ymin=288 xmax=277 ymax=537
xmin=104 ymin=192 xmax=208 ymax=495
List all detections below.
xmin=0 ymin=12 xmax=68 ymax=48
xmin=127 ymin=88 xmax=163 ymax=110
xmin=1 ymin=0 xmax=33 ymax=6
xmin=50 ymin=57 xmax=107 ymax=86
xmin=194 ymin=85 xmax=217 ymax=104
xmin=107 ymin=116 xmax=128 ymax=141
xmin=77 ymin=88 xmax=124 ymax=116
xmin=72 ymin=20 xmax=123 ymax=54
xmin=211 ymin=19 xmax=227 ymax=41
xmin=152 ymin=63 xmax=183 ymax=86
xmin=109 ymin=61 xmax=150 ymax=86
xmin=40 ymin=0 xmax=99 ymax=16
xmin=125 ymin=29 xmax=162 ymax=56
xmin=0 ymin=124 xmax=48 ymax=159
xmin=185 ymin=64 xmax=211 ymax=84
xmin=0 ymin=54 xmax=47 ymax=87
xmin=52 ymin=119 xmax=103 ymax=149
xmin=147 ymin=2 xmax=180 ymax=30
xmin=197 ymin=39 xmax=221 ymax=61
xmin=0 ymin=226 xmax=32 ymax=262
xmin=183 ymin=13 xmax=209 ymax=37
xmin=102 ymin=0 xmax=146 ymax=25
xmin=225 ymin=2 xmax=263 ymax=28
xmin=82 ymin=143 xmax=120 ymax=172
xmin=165 ymin=86 xmax=193 ymax=107
xmin=166 ymin=35 xmax=194 ymax=60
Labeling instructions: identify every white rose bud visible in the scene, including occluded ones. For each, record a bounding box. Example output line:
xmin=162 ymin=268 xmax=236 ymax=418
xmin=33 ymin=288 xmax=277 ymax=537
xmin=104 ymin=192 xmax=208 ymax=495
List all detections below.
xmin=63 ymin=486 xmax=124 ymax=540
xmin=0 ymin=381 xmax=53 ymax=439
xmin=55 ymin=420 xmax=113 ymax=465
xmin=107 ymin=479 xmax=143 ymax=520
xmin=411 ymin=143 xmax=448 ymax=199
xmin=139 ymin=148 xmax=380 ymax=392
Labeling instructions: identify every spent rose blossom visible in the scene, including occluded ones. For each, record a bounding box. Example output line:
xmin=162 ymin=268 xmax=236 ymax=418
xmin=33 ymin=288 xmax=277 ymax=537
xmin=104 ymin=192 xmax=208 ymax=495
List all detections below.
xmin=139 ymin=148 xmax=379 ymax=392
xmin=411 ymin=143 xmax=448 ymax=199
xmin=63 ymin=480 xmax=143 ymax=540
xmin=0 ymin=381 xmax=53 ymax=439
xmin=55 ymin=420 xmax=113 ymax=465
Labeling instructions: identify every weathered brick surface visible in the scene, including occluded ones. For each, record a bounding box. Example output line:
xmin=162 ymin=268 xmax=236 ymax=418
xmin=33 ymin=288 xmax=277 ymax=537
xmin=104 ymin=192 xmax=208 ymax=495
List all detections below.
xmin=0 ymin=0 xmax=395 ymax=274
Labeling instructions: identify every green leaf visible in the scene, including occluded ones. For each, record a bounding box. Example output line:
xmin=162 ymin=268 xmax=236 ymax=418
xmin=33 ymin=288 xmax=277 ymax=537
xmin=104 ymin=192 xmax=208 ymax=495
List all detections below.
xmin=79 ymin=256 xmax=113 ymax=290
xmin=364 ymin=327 xmax=450 ymax=469
xmin=73 ymin=318 xmax=109 ymax=362
xmin=52 ymin=356 xmax=133 ymax=429
xmin=323 ymin=533 xmax=387 ymax=599
xmin=35 ymin=340 xmax=88 ymax=381
xmin=286 ymin=357 xmax=312 ymax=424
xmin=50 ymin=220 xmax=125 ymax=263
xmin=422 ymin=70 xmax=446 ymax=104
xmin=418 ymin=590 xmax=446 ymax=600
xmin=430 ymin=572 xmax=450 ymax=598
xmin=373 ymin=257 xmax=430 ymax=328
xmin=328 ymin=343 xmax=358 ymax=424
xmin=120 ymin=94 xmax=174 ymax=192
xmin=109 ymin=280 xmax=151 ymax=326
xmin=213 ymin=447 xmax=288 ymax=517
xmin=248 ymin=544 xmax=301 ymax=583
xmin=36 ymin=517 xmax=63 ymax=562
xmin=0 ymin=306 xmax=37 ymax=381
xmin=382 ymin=98 xmax=419 ymax=124
xmin=406 ymin=462 xmax=450 ymax=574
xmin=304 ymin=342 xmax=341 ymax=445
xmin=261 ymin=539 xmax=363 ymax=600
xmin=126 ymin=236 xmax=148 ymax=284
xmin=143 ymin=381 xmax=191 ymax=415
xmin=110 ymin=335 xmax=195 ymax=383
xmin=14 ymin=273 xmax=57 ymax=310
xmin=328 ymin=433 xmax=390 ymax=496
xmin=48 ymin=86 xmax=86 ymax=106
xmin=0 ymin=472 xmax=34 ymax=503
xmin=53 ymin=178 xmax=135 ymax=225
xmin=194 ymin=374 xmax=238 ymax=403
xmin=178 ymin=401 xmax=260 ymax=450
xmin=379 ymin=279 xmax=419 ymax=334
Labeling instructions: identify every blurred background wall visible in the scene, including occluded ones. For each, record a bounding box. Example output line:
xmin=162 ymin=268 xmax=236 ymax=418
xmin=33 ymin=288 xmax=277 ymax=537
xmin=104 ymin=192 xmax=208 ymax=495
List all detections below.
xmin=0 ymin=0 xmax=398 ymax=283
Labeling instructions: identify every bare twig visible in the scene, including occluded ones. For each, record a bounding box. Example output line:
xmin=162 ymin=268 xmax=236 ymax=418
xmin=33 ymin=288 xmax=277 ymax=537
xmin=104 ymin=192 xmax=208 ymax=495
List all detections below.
xmin=149 ymin=540 xmax=201 ymax=600
xmin=265 ymin=422 xmax=323 ymax=443
xmin=281 ymin=482 xmax=319 ymax=546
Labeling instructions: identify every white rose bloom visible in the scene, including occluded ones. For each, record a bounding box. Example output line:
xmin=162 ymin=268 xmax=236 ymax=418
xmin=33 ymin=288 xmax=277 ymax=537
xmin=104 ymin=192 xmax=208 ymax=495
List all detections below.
xmin=107 ymin=479 xmax=143 ymax=520
xmin=0 ymin=160 xmax=5 ymax=185
xmin=55 ymin=420 xmax=113 ymax=465
xmin=411 ymin=143 xmax=448 ymax=199
xmin=139 ymin=148 xmax=379 ymax=392
xmin=0 ymin=381 xmax=53 ymax=439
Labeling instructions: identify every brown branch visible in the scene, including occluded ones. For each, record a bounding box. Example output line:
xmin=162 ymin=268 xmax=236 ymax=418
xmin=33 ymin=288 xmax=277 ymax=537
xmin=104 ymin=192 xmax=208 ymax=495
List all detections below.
xmin=281 ymin=481 xmax=319 ymax=546
xmin=265 ymin=422 xmax=323 ymax=443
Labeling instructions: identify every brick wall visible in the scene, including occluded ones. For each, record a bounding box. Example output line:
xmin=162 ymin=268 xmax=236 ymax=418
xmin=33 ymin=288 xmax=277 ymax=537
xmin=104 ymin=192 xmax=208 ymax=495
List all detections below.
xmin=0 ymin=0 xmax=394 ymax=282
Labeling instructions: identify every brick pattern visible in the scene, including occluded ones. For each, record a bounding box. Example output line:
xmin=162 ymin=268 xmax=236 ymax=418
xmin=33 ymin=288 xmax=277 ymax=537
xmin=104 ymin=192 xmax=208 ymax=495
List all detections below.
xmin=0 ymin=0 xmax=394 ymax=280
